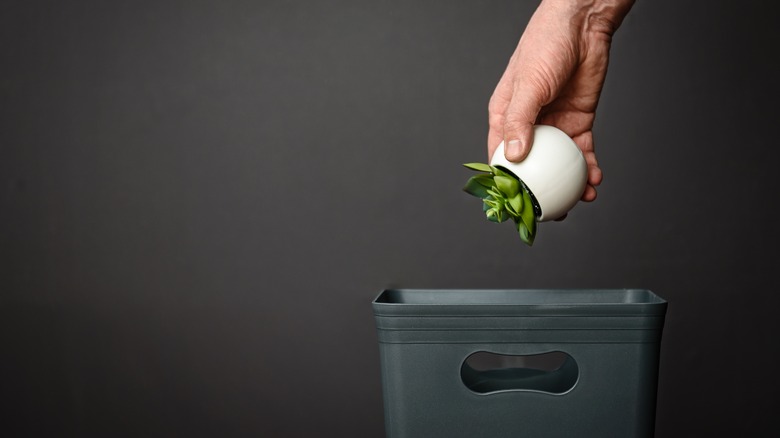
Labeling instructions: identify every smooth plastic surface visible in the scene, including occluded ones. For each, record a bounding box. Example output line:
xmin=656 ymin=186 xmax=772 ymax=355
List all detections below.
xmin=373 ymin=289 xmax=667 ymax=438
xmin=490 ymin=125 xmax=588 ymax=221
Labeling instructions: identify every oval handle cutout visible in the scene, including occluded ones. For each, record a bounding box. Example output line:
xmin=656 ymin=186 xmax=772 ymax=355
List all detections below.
xmin=460 ymin=351 xmax=578 ymax=395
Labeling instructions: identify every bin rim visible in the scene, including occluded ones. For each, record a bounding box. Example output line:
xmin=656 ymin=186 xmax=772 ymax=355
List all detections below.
xmin=372 ymin=288 xmax=667 ymax=317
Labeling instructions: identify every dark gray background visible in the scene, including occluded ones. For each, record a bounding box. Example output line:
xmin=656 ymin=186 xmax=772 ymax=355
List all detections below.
xmin=2 ymin=0 xmax=778 ymax=436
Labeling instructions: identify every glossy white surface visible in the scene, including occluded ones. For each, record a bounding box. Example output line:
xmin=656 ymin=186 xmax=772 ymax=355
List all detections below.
xmin=490 ymin=125 xmax=588 ymax=221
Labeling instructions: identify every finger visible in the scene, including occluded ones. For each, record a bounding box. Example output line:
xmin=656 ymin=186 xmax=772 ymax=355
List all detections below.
xmin=502 ymin=80 xmax=545 ymax=162
xmin=487 ymin=126 xmax=504 ymax=162
xmin=581 ymin=184 xmax=597 ymax=202
xmin=580 ymin=150 xmax=600 ymax=202
xmin=487 ymin=78 xmax=513 ymax=161
xmin=571 ymin=131 xmax=603 ymax=191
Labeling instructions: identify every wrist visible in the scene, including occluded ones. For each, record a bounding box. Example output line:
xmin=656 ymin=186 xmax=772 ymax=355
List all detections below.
xmin=543 ymin=0 xmax=635 ymax=35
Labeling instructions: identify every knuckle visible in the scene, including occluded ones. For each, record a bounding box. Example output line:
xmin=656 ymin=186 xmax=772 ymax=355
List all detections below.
xmin=488 ymin=112 xmax=505 ymax=131
xmin=502 ymin=119 xmax=524 ymax=134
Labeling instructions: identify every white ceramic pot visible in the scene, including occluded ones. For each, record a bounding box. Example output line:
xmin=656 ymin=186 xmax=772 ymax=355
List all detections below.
xmin=490 ymin=125 xmax=587 ymax=222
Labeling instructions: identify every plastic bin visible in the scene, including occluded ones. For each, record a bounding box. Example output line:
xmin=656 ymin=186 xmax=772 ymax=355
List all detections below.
xmin=372 ymin=289 xmax=667 ymax=438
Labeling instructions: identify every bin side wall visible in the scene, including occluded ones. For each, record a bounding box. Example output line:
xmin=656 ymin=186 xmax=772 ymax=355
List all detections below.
xmin=377 ymin=341 xmax=661 ymax=438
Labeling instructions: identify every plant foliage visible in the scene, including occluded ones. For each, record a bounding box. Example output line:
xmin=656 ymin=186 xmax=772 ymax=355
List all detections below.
xmin=463 ymin=163 xmax=538 ymax=246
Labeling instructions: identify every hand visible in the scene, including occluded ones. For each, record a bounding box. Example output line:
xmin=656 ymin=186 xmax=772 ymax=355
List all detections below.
xmin=487 ymin=0 xmax=635 ymax=203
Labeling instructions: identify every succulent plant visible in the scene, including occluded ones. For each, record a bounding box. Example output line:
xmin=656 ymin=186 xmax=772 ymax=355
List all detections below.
xmin=462 ymin=162 xmax=539 ymax=246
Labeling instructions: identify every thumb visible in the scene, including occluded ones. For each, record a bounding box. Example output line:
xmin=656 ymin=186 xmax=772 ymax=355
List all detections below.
xmin=502 ymin=83 xmax=544 ymax=162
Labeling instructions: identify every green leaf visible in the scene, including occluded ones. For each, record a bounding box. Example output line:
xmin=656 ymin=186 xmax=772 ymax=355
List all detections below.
xmin=517 ymin=221 xmax=534 ymax=246
xmin=519 ymin=188 xmax=537 ymax=239
xmin=494 ymin=175 xmax=519 ymax=197
xmin=494 ymin=165 xmax=519 ymax=180
xmin=482 ymin=197 xmax=493 ymax=212
xmin=463 ymin=176 xmax=491 ymax=199
xmin=490 ymin=165 xmax=507 ymax=177
xmin=486 ymin=206 xmax=509 ymax=223
xmin=473 ymin=174 xmax=494 ymax=188
xmin=486 ymin=188 xmax=503 ymax=200
xmin=505 ymin=195 xmax=521 ymax=217
xmin=485 ymin=208 xmax=500 ymax=223
xmin=463 ymin=161 xmax=538 ymax=247
xmin=463 ymin=162 xmax=493 ymax=172
xmin=508 ymin=193 xmax=523 ymax=214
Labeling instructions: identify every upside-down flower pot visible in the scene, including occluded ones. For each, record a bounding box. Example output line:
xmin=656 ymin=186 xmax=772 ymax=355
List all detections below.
xmin=490 ymin=125 xmax=588 ymax=222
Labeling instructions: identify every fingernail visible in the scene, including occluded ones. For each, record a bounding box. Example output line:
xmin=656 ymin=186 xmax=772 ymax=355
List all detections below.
xmin=506 ymin=139 xmax=522 ymax=160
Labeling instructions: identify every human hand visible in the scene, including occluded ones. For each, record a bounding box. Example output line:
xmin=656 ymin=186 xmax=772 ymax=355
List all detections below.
xmin=487 ymin=0 xmax=635 ymax=204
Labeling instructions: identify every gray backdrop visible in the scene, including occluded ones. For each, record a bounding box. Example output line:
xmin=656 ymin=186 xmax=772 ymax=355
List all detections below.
xmin=2 ymin=0 xmax=778 ymax=436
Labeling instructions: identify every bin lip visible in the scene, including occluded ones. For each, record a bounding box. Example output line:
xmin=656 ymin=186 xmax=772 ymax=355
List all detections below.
xmin=372 ymin=288 xmax=667 ymax=317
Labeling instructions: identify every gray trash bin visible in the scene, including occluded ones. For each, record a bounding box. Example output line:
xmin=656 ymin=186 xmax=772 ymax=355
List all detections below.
xmin=372 ymin=289 xmax=668 ymax=438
